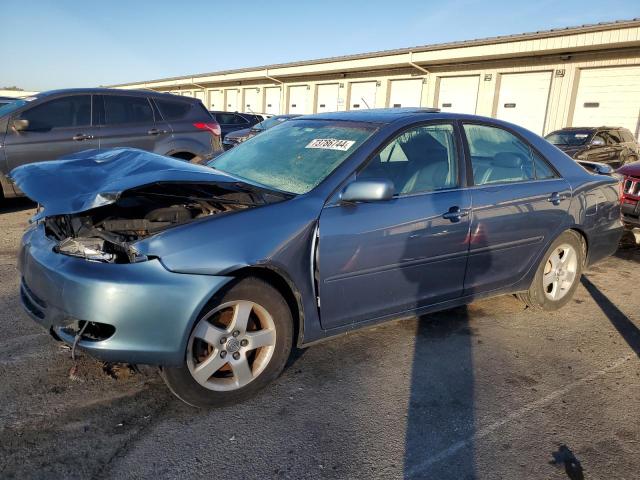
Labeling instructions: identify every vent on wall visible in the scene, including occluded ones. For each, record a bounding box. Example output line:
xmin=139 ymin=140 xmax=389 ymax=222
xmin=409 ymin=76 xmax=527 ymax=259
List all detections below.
xmin=584 ymin=102 xmax=600 ymax=108
xmin=504 ymin=103 xmax=516 ymax=108
xmin=442 ymin=103 xmax=452 ymax=108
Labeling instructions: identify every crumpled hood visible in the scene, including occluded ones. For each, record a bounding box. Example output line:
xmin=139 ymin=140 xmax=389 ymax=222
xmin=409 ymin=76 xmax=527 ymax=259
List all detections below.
xmin=9 ymin=148 xmax=244 ymax=218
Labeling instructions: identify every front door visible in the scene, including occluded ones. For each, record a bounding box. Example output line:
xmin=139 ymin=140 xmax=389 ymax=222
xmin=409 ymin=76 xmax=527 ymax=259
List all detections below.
xmin=4 ymin=94 xmax=99 ymax=171
xmin=461 ymin=123 xmax=572 ymax=294
xmin=317 ymin=122 xmax=471 ymax=330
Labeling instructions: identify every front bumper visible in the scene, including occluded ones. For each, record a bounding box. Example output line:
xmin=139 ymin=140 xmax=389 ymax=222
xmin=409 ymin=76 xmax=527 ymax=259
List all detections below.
xmin=18 ymin=224 xmax=232 ymax=365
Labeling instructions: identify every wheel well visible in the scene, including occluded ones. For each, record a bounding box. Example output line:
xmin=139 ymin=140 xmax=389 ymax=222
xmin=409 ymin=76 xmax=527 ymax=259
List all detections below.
xmin=226 ymin=266 xmax=303 ymax=346
xmin=569 ymin=227 xmax=589 ymax=265
xmin=170 ymin=152 xmax=196 ymax=161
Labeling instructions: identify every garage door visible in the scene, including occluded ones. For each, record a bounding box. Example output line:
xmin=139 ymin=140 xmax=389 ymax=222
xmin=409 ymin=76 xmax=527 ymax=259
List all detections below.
xmin=438 ymin=76 xmax=479 ymax=114
xmin=349 ymin=81 xmax=377 ymax=110
xmin=243 ymin=88 xmax=259 ymax=113
xmin=289 ymin=86 xmax=308 ymax=114
xmin=265 ymin=87 xmax=281 ymax=115
xmin=194 ymin=90 xmax=205 ymax=103
xmin=181 ymin=91 xmax=193 ymax=97
xmin=208 ymin=89 xmax=223 ymax=110
xmin=389 ymin=79 xmax=423 ymax=108
xmin=572 ymin=66 xmax=640 ymax=138
xmin=316 ymin=83 xmax=340 ymax=113
xmin=225 ymin=89 xmax=239 ymax=111
xmin=496 ymin=71 xmax=552 ymax=135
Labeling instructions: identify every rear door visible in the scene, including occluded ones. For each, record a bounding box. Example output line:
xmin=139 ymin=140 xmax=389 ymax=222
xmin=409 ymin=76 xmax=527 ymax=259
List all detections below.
xmin=461 ymin=122 xmax=571 ymax=294
xmin=317 ymin=122 xmax=471 ymax=329
xmin=4 ymin=94 xmax=98 ymax=171
xmin=97 ymin=94 xmax=163 ymax=152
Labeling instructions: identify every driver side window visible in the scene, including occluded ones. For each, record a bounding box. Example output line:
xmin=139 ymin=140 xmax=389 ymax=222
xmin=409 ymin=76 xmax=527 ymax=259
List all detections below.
xmin=19 ymin=95 xmax=91 ymax=131
xmin=358 ymin=123 xmax=458 ymax=196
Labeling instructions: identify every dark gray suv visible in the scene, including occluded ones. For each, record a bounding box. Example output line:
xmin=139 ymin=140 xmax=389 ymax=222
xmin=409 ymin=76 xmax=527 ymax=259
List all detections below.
xmin=0 ymin=88 xmax=222 ymax=199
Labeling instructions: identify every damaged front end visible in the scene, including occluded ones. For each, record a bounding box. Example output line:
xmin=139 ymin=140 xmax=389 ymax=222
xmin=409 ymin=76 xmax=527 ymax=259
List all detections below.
xmin=11 ymin=148 xmax=291 ymax=264
xmin=43 ymin=181 xmax=276 ymax=263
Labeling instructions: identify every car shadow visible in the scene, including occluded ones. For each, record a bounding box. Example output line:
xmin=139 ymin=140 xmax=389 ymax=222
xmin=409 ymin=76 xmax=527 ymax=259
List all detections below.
xmin=0 ymin=197 xmax=36 ymax=215
xmin=581 ymin=275 xmax=640 ymax=357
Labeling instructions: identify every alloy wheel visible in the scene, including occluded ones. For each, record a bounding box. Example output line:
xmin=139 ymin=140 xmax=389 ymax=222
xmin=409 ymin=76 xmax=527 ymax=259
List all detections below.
xmin=542 ymin=243 xmax=578 ymax=301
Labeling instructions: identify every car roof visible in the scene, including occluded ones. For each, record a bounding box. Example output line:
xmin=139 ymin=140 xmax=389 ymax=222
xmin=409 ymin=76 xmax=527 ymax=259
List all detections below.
xmin=301 ymin=107 xmax=441 ymax=123
xmin=550 ymin=126 xmax=625 ymax=132
xmin=36 ymin=88 xmax=200 ymax=101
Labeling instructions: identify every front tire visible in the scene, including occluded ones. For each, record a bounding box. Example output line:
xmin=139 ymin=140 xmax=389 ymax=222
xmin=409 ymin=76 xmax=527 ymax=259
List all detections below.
xmin=161 ymin=277 xmax=293 ymax=408
xmin=518 ymin=230 xmax=583 ymax=311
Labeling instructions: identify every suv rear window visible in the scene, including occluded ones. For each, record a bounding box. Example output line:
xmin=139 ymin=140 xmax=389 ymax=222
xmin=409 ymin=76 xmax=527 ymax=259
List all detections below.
xmin=104 ymin=95 xmax=154 ymax=125
xmin=216 ymin=113 xmax=248 ymax=125
xmin=155 ymin=99 xmax=192 ymax=120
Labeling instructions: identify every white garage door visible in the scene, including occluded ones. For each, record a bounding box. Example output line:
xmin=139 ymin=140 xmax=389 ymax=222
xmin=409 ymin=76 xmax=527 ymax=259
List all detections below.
xmin=225 ymin=89 xmax=239 ymax=111
xmin=438 ymin=76 xmax=479 ymax=114
xmin=208 ymin=89 xmax=223 ymax=110
xmin=181 ymin=91 xmax=193 ymax=97
xmin=265 ymin=87 xmax=281 ymax=115
xmin=194 ymin=90 xmax=205 ymax=103
xmin=389 ymin=79 xmax=423 ymax=108
xmin=573 ymin=66 xmax=640 ymax=138
xmin=289 ymin=85 xmax=308 ymax=114
xmin=243 ymin=88 xmax=259 ymax=113
xmin=316 ymin=83 xmax=340 ymax=113
xmin=349 ymin=81 xmax=377 ymax=110
xmin=496 ymin=71 xmax=552 ymax=135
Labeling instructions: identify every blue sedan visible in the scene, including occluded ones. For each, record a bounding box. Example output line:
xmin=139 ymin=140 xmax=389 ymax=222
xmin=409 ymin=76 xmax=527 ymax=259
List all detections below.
xmin=12 ymin=108 xmax=622 ymax=407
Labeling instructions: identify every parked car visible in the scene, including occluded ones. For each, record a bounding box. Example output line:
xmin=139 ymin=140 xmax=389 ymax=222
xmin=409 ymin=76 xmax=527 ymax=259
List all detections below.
xmin=13 ymin=109 xmax=622 ymax=407
xmin=0 ymin=88 xmax=222 ymax=199
xmin=209 ymin=111 xmax=263 ymax=139
xmin=618 ymin=160 xmax=640 ymax=229
xmin=0 ymin=96 xmax=18 ymax=108
xmin=545 ymin=127 xmax=639 ymax=168
xmin=222 ymin=114 xmax=300 ymax=150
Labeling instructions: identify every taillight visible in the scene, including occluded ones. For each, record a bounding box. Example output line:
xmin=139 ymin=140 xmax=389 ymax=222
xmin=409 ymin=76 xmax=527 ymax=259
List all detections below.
xmin=194 ymin=122 xmax=221 ymax=136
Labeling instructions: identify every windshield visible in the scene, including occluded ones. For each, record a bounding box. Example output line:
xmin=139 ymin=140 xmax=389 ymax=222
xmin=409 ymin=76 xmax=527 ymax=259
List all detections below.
xmin=0 ymin=99 xmax=28 ymax=117
xmin=209 ymin=119 xmax=376 ymax=194
xmin=545 ymin=130 xmax=593 ymax=146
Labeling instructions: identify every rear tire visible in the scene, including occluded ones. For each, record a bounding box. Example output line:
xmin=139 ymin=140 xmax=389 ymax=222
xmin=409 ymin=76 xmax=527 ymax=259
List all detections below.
xmin=517 ymin=230 xmax=583 ymax=311
xmin=161 ymin=277 xmax=293 ymax=408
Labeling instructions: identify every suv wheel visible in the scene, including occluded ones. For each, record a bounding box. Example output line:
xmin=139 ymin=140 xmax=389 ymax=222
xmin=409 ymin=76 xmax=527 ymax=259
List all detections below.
xmin=161 ymin=277 xmax=293 ymax=408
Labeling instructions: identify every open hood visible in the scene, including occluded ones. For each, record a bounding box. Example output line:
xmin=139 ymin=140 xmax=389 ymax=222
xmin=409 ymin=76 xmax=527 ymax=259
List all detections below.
xmin=9 ymin=148 xmax=245 ymax=218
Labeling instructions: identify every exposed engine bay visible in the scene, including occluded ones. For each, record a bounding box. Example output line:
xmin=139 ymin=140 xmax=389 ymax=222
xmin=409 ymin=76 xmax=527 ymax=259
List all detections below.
xmin=44 ymin=182 xmax=287 ymax=263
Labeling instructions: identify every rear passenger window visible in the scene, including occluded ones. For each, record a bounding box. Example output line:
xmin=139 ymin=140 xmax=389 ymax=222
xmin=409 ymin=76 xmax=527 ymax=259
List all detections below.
xmin=463 ymin=124 xmax=555 ymax=185
xmin=103 ymin=96 xmax=154 ymax=125
xmin=358 ymin=123 xmax=458 ymax=195
xmin=20 ymin=95 xmax=91 ymax=130
xmin=155 ymin=99 xmax=192 ymax=120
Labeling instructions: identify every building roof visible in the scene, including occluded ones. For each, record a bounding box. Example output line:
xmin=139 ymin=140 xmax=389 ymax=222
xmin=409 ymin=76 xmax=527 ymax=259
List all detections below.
xmin=108 ymin=18 xmax=640 ymax=87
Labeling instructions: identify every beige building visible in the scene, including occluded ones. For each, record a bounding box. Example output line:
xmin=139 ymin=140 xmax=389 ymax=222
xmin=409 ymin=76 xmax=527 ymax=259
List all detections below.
xmin=110 ymin=18 xmax=640 ymax=137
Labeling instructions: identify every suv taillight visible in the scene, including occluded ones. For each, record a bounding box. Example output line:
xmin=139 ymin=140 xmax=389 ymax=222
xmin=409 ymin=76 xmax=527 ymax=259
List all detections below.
xmin=194 ymin=122 xmax=221 ymax=136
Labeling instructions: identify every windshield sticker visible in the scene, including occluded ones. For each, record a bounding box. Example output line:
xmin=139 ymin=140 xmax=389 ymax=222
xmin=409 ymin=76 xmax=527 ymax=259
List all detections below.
xmin=305 ymin=138 xmax=356 ymax=151
xmin=575 ymin=134 xmax=589 ymax=138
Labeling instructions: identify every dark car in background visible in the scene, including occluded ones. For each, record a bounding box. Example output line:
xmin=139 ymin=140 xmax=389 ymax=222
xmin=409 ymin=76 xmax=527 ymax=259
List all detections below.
xmin=222 ymin=114 xmax=300 ymax=150
xmin=0 ymin=88 xmax=222 ymax=199
xmin=545 ymin=126 xmax=639 ymax=168
xmin=13 ymin=109 xmax=622 ymax=407
xmin=209 ymin=111 xmax=263 ymax=139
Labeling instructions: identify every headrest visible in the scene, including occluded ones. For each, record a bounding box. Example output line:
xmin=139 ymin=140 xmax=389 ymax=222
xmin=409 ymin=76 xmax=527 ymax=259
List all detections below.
xmin=492 ymin=152 xmax=524 ymax=168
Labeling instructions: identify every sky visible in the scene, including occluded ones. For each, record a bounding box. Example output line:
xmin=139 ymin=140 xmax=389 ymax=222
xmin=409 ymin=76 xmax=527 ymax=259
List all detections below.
xmin=1 ymin=0 xmax=639 ymax=91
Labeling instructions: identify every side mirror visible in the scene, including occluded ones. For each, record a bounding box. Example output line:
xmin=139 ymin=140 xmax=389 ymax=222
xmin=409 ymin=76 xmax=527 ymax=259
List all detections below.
xmin=340 ymin=179 xmax=394 ymax=203
xmin=12 ymin=119 xmax=29 ymax=132
xmin=591 ymin=137 xmax=605 ymax=147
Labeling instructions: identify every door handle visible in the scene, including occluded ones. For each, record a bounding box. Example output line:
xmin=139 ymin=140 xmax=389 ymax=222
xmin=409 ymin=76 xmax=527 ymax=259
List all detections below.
xmin=547 ymin=192 xmax=566 ymax=205
xmin=442 ymin=206 xmax=470 ymax=222
xmin=72 ymin=133 xmax=93 ymax=141
xmin=147 ymin=128 xmax=166 ymax=136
